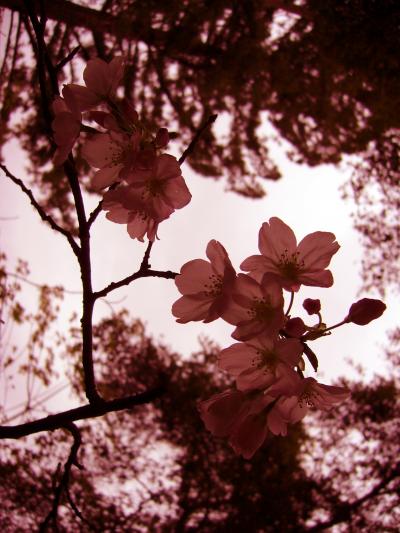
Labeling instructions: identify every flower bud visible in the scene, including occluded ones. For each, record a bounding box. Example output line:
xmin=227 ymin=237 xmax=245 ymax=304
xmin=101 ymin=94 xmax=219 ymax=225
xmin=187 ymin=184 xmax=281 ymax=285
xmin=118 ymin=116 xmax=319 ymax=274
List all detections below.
xmin=284 ymin=317 xmax=306 ymax=338
xmin=155 ymin=127 xmax=169 ymax=148
xmin=303 ymin=298 xmax=321 ymax=315
xmin=345 ymin=298 xmax=386 ymax=325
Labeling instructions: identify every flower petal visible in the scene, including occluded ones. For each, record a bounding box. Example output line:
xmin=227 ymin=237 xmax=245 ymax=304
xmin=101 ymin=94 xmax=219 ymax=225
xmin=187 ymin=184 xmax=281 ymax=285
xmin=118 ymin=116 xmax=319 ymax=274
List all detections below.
xmin=297 ymin=231 xmax=340 ymax=270
xmin=229 ymin=412 xmax=269 ymax=459
xmin=175 ymin=259 xmax=213 ymax=294
xmin=171 ymin=294 xmax=214 ymax=323
xmin=258 ymin=217 xmax=297 ymax=261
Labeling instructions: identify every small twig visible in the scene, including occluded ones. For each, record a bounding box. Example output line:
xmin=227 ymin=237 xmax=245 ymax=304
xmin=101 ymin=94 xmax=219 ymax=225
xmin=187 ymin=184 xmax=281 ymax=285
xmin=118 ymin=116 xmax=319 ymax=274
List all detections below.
xmin=302 ymin=343 xmax=319 ymax=372
xmin=0 ymin=164 xmax=80 ymax=258
xmin=87 ymin=182 xmax=119 ymax=228
xmin=66 ymin=486 xmax=97 ymax=531
xmin=87 ymin=200 xmax=104 ymax=228
xmin=94 ymin=268 xmax=177 ymax=300
xmin=140 ymin=240 xmax=154 ymax=270
xmin=178 ymin=114 xmax=218 ymax=165
xmin=39 ymin=422 xmax=82 ymax=532
xmin=55 ymin=44 xmax=81 ymax=72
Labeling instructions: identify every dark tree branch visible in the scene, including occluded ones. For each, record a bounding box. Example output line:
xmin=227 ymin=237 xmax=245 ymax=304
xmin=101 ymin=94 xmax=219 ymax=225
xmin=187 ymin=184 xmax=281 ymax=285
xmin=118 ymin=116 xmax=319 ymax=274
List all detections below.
xmin=55 ymin=44 xmax=80 ymax=72
xmin=39 ymin=422 xmax=82 ymax=532
xmin=0 ymin=386 xmax=165 ymax=439
xmin=179 ymin=114 xmax=218 ymax=165
xmin=11 ymin=0 xmax=101 ymax=405
xmin=140 ymin=240 xmax=153 ymax=270
xmin=0 ymin=164 xmax=80 ymax=257
xmin=94 ymin=269 xmax=177 ymax=300
xmin=1 ymin=0 xmax=308 ymax=41
xmin=63 ymin=157 xmax=100 ymax=404
xmin=307 ymin=463 xmax=400 ymax=531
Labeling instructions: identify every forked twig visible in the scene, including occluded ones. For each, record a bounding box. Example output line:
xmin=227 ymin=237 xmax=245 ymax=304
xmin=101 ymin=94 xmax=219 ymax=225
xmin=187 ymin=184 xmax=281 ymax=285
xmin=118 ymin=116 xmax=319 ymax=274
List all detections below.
xmin=39 ymin=423 xmax=83 ymax=532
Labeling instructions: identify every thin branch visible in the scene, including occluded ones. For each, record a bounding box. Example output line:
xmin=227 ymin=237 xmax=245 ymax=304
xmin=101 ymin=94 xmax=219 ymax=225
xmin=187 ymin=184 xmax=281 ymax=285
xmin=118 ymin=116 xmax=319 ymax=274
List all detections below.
xmin=178 ymin=114 xmax=218 ymax=165
xmin=140 ymin=240 xmax=153 ymax=270
xmin=0 ymin=10 xmax=14 ymax=84
xmin=5 ymin=271 xmax=81 ymax=294
xmin=55 ymin=44 xmax=80 ymax=72
xmin=307 ymin=463 xmax=400 ymax=532
xmin=23 ymin=0 xmax=59 ymax=96
xmin=0 ymin=164 xmax=80 ymax=257
xmin=39 ymin=422 xmax=83 ymax=532
xmin=94 ymin=269 xmax=177 ymax=300
xmin=87 ymin=182 xmax=119 ymax=228
xmin=0 ymin=385 xmax=165 ymax=439
xmin=65 ymin=486 xmax=97 ymax=531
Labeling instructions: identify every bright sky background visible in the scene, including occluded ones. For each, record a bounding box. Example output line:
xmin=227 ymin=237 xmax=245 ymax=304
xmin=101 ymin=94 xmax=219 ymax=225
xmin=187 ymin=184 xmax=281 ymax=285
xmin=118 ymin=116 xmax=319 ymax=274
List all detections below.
xmin=1 ymin=125 xmax=397 ymax=417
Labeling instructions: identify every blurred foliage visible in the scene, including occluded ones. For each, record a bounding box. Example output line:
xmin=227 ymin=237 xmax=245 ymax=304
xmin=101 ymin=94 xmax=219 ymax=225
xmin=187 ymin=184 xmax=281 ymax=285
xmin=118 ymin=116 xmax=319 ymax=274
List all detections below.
xmin=1 ymin=0 xmax=400 ymax=290
xmin=1 ymin=265 xmax=399 ymax=531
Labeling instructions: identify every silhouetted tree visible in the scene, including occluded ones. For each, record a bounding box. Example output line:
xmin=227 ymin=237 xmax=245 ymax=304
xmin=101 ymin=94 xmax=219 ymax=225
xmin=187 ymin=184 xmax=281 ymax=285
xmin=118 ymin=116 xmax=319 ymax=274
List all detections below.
xmin=1 ymin=266 xmax=399 ymax=530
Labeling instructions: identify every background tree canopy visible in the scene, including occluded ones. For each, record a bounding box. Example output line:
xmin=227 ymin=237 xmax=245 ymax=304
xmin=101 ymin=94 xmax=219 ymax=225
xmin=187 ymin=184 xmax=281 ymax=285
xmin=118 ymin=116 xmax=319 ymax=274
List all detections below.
xmin=0 ymin=262 xmax=399 ymax=530
xmin=1 ymin=0 xmax=399 ymax=291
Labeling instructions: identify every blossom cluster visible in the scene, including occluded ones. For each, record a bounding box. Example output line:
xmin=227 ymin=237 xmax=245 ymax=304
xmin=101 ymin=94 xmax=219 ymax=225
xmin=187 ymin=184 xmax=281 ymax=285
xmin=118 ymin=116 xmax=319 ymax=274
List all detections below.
xmin=52 ymin=57 xmax=191 ymax=241
xmin=52 ymin=57 xmax=387 ymax=460
xmin=172 ymin=218 xmax=386 ymax=459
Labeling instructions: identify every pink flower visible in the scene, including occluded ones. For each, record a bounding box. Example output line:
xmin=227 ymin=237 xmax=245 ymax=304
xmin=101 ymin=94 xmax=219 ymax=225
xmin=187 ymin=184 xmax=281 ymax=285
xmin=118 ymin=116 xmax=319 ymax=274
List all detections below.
xmin=102 ymin=186 xmax=159 ymax=242
xmin=345 ymin=298 xmax=386 ymax=325
xmin=82 ymin=131 xmax=142 ymax=190
xmin=241 ymin=217 xmax=340 ymax=292
xmin=223 ymin=274 xmax=285 ymax=341
xmin=198 ymin=389 xmax=272 ymax=459
xmin=52 ymin=95 xmax=81 ymax=165
xmin=198 ymin=389 xmax=248 ymax=437
xmin=66 ymin=57 xmax=124 ymax=111
xmin=218 ymin=336 xmax=303 ymax=391
xmin=126 ymin=154 xmax=191 ymax=220
xmin=172 ymin=240 xmax=236 ymax=323
xmin=266 ymin=376 xmax=350 ymax=432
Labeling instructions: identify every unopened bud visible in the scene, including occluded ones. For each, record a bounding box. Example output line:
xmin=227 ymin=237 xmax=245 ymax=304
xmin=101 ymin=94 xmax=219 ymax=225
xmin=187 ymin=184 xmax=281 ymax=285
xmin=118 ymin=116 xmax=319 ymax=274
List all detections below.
xmin=345 ymin=298 xmax=386 ymax=325
xmin=155 ymin=128 xmax=169 ymax=148
xmin=284 ymin=317 xmax=306 ymax=338
xmin=303 ymin=298 xmax=321 ymax=315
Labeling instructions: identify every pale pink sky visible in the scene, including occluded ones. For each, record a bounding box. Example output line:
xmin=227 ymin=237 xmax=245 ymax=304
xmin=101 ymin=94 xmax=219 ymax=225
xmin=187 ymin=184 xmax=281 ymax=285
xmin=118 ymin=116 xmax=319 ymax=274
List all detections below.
xmin=1 ymin=132 xmax=396 ymax=402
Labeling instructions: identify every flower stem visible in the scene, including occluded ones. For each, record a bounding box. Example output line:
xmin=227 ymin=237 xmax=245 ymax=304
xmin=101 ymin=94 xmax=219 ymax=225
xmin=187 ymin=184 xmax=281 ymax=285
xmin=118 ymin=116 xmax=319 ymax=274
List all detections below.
xmin=285 ymin=291 xmax=295 ymax=316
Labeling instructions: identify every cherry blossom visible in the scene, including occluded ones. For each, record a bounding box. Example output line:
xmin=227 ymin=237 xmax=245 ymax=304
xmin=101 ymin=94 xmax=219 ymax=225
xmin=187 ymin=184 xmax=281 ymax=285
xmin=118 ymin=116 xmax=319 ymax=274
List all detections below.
xmin=172 ymin=240 xmax=236 ymax=323
xmin=266 ymin=376 xmax=350 ymax=434
xmin=52 ymin=95 xmax=81 ymax=165
xmin=198 ymin=389 xmax=273 ymax=459
xmin=223 ymin=274 xmax=285 ymax=341
xmin=82 ymin=131 xmax=142 ymax=190
xmin=126 ymin=154 xmax=191 ymax=220
xmin=241 ymin=217 xmax=340 ymax=292
xmin=102 ymin=186 xmax=159 ymax=242
xmin=218 ymin=336 xmax=303 ymax=391
xmin=66 ymin=57 xmax=124 ymax=111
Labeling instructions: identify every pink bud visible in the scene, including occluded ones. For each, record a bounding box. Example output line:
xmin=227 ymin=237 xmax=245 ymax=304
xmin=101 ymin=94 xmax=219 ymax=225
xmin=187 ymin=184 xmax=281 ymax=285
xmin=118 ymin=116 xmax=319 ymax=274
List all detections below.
xmin=303 ymin=298 xmax=321 ymax=315
xmin=345 ymin=298 xmax=386 ymax=325
xmin=284 ymin=317 xmax=306 ymax=338
xmin=120 ymin=99 xmax=139 ymax=123
xmin=155 ymin=128 xmax=169 ymax=148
